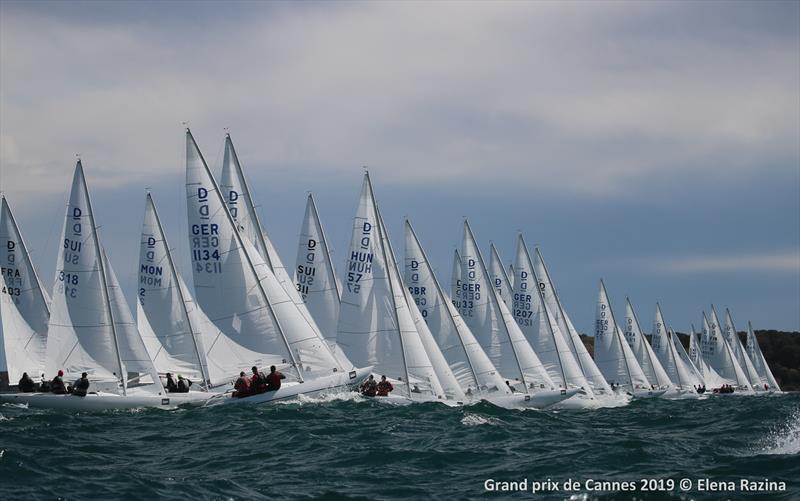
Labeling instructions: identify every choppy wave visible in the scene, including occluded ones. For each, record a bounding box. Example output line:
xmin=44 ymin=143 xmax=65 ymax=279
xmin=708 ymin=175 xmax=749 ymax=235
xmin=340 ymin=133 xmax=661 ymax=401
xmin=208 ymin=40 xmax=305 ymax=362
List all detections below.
xmin=1 ymin=393 xmax=798 ymax=500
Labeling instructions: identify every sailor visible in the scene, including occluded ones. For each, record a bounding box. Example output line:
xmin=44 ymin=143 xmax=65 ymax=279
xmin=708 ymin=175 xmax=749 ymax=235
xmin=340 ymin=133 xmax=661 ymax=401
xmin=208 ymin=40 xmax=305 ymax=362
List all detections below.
xmin=505 ymin=380 xmax=518 ymax=393
xmin=39 ymin=374 xmax=50 ymax=392
xmin=18 ymin=372 xmax=35 ymax=392
xmin=51 ymin=370 xmax=67 ymax=394
xmin=265 ymin=365 xmax=285 ymax=392
xmin=465 ymin=387 xmax=473 ymax=397
xmin=73 ymin=372 xmax=90 ymax=397
xmin=233 ymin=371 xmax=250 ymax=398
xmin=360 ymin=375 xmax=377 ymax=397
xmin=410 ymin=384 xmax=422 ymax=394
xmin=250 ymin=366 xmax=266 ymax=394
xmin=165 ymin=373 xmax=178 ymax=393
xmin=176 ymin=375 xmax=192 ymax=393
xmin=376 ymin=375 xmax=393 ymax=397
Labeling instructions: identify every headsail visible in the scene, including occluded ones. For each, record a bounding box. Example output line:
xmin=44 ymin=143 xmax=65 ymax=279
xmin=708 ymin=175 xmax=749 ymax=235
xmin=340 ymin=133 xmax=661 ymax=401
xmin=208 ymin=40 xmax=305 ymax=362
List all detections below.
xmin=405 ymin=220 xmax=510 ymax=397
xmin=593 ymin=281 xmax=650 ymax=391
xmin=533 ymin=248 xmax=612 ymax=395
xmin=512 ymin=235 xmax=591 ymax=393
xmin=459 ymin=221 xmax=555 ymax=392
xmin=746 ymin=322 xmax=780 ymax=391
xmin=0 ymin=196 xmax=50 ymax=384
xmin=623 ymin=298 xmax=673 ymax=389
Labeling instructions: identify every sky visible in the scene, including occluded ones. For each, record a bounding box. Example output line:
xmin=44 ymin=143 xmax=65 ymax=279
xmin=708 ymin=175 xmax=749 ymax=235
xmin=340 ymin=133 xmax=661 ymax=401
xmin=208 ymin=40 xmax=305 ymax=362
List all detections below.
xmin=1 ymin=0 xmax=798 ymax=332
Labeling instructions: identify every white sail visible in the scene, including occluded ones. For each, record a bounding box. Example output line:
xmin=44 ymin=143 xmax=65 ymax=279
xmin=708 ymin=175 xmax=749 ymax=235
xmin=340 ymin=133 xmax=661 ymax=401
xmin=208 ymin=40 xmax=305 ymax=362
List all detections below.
xmin=488 ymin=244 xmax=513 ymax=308
xmin=450 ymin=249 xmax=462 ymax=308
xmin=508 ymin=264 xmax=515 ymax=291
xmin=337 ymin=174 xmax=444 ymax=398
xmin=294 ymin=194 xmax=342 ymax=348
xmin=723 ymin=309 xmax=762 ymax=389
xmin=651 ymin=304 xmax=700 ymax=390
xmin=702 ymin=310 xmax=752 ymax=390
xmin=512 ymin=235 xmax=591 ymax=393
xmin=668 ymin=327 xmax=704 ymax=389
xmin=593 ymin=281 xmax=650 ymax=391
xmin=186 ymin=130 xmax=340 ymax=381
xmin=689 ymin=324 xmax=724 ymax=387
xmin=533 ymin=248 xmax=612 ymax=396
xmin=378 ymin=215 xmax=462 ymax=401
xmin=0 ymin=196 xmax=50 ymax=383
xmin=623 ymin=298 xmax=673 ymax=389
xmin=404 ymin=220 xmax=510 ymax=397
xmin=459 ymin=221 xmax=555 ymax=391
xmin=45 ymin=161 xmax=163 ymax=393
xmin=746 ymin=322 xmax=780 ymax=391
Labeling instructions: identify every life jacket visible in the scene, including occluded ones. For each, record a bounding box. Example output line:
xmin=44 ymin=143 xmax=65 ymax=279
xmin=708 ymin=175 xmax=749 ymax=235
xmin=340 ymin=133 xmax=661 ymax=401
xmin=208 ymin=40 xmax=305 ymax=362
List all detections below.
xmin=376 ymin=380 xmax=393 ymax=397
xmin=166 ymin=378 xmax=178 ymax=393
xmin=266 ymin=371 xmax=284 ymax=391
xmin=361 ymin=380 xmax=377 ymax=397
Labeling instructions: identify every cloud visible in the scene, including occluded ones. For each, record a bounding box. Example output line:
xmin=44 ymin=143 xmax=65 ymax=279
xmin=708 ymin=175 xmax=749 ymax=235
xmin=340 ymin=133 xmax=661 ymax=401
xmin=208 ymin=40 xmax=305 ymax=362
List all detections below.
xmin=0 ymin=1 xmax=797 ymax=199
xmin=634 ymin=251 xmax=800 ymax=274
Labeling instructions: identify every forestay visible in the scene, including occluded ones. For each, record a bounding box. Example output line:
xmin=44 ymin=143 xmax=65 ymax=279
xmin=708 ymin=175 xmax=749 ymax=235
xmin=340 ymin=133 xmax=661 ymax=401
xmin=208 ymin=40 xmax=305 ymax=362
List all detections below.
xmin=0 ymin=196 xmax=50 ymax=383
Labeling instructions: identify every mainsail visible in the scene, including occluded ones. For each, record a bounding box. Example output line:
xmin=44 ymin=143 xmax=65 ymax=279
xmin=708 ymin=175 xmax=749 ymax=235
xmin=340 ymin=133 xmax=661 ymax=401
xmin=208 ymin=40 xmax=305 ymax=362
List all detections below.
xmin=459 ymin=221 xmax=555 ymax=392
xmin=623 ymin=298 xmax=673 ymax=389
xmin=294 ymin=194 xmax=342 ymax=350
xmin=593 ymin=281 xmax=650 ymax=391
xmin=512 ymin=235 xmax=591 ymax=393
xmin=488 ymin=244 xmax=513 ymax=308
xmin=701 ymin=310 xmax=752 ymax=391
xmin=533 ymin=248 xmax=612 ymax=396
xmin=689 ymin=323 xmax=725 ymax=388
xmin=745 ymin=321 xmax=780 ymax=391
xmin=650 ymin=304 xmax=701 ymax=390
xmin=404 ymin=220 xmax=510 ymax=397
xmin=0 ymin=196 xmax=50 ymax=384
xmin=46 ymin=161 xmax=163 ymax=394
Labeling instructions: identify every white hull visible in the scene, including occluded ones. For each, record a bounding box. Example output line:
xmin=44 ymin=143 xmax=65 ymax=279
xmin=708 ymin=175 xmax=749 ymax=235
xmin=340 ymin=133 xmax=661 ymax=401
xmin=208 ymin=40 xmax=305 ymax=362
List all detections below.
xmin=0 ymin=389 xmax=211 ymax=410
xmin=487 ymin=388 xmax=581 ymax=409
xmin=631 ymin=388 xmax=667 ymax=399
xmin=205 ymin=366 xmax=372 ymax=405
xmin=663 ymin=388 xmax=701 ymax=400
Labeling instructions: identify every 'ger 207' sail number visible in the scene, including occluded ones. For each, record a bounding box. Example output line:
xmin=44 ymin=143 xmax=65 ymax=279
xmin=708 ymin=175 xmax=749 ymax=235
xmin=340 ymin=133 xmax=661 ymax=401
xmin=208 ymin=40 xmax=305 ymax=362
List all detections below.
xmin=346 ymin=222 xmax=373 ymax=294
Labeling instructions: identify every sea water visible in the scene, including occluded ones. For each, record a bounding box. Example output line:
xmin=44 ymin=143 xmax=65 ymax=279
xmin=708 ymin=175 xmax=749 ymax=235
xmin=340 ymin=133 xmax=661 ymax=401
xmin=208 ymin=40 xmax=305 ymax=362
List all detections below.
xmin=1 ymin=392 xmax=798 ymax=500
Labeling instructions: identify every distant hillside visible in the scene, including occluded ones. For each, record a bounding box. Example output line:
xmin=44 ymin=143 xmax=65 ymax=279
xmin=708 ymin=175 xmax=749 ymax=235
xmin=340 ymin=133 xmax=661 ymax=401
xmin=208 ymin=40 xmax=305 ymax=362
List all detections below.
xmin=579 ymin=330 xmax=799 ymax=391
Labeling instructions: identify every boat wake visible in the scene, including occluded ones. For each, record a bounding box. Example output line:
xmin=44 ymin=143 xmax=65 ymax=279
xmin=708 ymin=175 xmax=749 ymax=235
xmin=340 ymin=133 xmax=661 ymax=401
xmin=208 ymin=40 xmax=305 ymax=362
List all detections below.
xmin=752 ymin=408 xmax=800 ymax=456
xmin=460 ymin=413 xmax=501 ymax=427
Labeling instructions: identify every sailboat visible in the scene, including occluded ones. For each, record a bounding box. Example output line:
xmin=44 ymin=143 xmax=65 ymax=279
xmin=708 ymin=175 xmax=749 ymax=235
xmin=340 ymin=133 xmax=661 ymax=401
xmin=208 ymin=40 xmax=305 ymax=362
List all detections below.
xmin=701 ymin=310 xmax=753 ymax=393
xmin=745 ymin=322 xmax=781 ymax=392
xmin=649 ymin=304 xmax=702 ymax=397
xmin=456 ymin=222 xmax=577 ymax=407
xmin=532 ymin=248 xmax=617 ymax=402
xmin=137 ymin=193 xmax=259 ymax=392
xmin=623 ymin=298 xmax=674 ymax=395
xmin=219 ymin=133 xmax=353 ymax=371
xmin=405 ymin=220 xmax=551 ymax=408
xmin=2 ymin=161 xmax=184 ymax=410
xmin=594 ymin=281 xmax=664 ymax=398
xmin=722 ymin=308 xmax=763 ymax=390
xmin=184 ymin=130 xmax=369 ymax=405
xmin=511 ymin=235 xmax=595 ymax=407
xmin=337 ymin=173 xmax=463 ymax=404
xmin=0 ymin=196 xmax=50 ymax=390
xmin=689 ymin=323 xmax=726 ymax=390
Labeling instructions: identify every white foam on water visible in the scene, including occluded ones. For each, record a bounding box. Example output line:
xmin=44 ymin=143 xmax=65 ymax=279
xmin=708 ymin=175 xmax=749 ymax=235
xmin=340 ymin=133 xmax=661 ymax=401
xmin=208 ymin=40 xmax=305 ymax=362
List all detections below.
xmin=275 ymin=390 xmax=365 ymax=406
xmin=752 ymin=408 xmax=800 ymax=456
xmin=0 ymin=413 xmax=10 ymax=421
xmin=460 ymin=413 xmax=501 ymax=427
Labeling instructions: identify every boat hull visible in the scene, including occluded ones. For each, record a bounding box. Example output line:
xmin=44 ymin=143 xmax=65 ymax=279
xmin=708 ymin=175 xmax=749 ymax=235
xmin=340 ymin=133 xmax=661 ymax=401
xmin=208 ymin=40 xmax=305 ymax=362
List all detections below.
xmin=488 ymin=388 xmax=581 ymax=409
xmin=0 ymin=389 xmax=210 ymax=410
xmin=206 ymin=366 xmax=372 ymax=405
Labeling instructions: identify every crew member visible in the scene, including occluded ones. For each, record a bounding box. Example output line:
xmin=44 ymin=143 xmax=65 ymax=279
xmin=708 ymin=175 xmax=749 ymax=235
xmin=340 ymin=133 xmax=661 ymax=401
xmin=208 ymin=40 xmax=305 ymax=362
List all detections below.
xmin=73 ymin=372 xmax=90 ymax=397
xmin=376 ymin=375 xmax=393 ymax=397
xmin=18 ymin=372 xmax=35 ymax=392
xmin=177 ymin=375 xmax=192 ymax=393
xmin=360 ymin=375 xmax=377 ymax=397
xmin=250 ymin=366 xmax=266 ymax=394
xmin=233 ymin=371 xmax=250 ymax=398
xmin=51 ymin=370 xmax=67 ymax=394
xmin=165 ymin=373 xmax=178 ymax=393
xmin=265 ymin=365 xmax=285 ymax=392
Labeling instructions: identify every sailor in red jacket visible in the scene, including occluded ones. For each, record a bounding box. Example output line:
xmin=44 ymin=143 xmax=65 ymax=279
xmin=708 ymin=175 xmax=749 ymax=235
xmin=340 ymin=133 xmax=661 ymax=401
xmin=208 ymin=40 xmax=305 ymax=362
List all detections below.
xmin=376 ymin=375 xmax=393 ymax=397
xmin=233 ymin=371 xmax=250 ymax=398
xmin=265 ymin=365 xmax=286 ymax=391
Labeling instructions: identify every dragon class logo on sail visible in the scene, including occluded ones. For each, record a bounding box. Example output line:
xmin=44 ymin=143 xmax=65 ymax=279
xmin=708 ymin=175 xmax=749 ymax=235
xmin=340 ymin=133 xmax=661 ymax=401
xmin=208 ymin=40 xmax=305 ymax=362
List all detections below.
xmin=191 ymin=186 xmax=221 ymax=273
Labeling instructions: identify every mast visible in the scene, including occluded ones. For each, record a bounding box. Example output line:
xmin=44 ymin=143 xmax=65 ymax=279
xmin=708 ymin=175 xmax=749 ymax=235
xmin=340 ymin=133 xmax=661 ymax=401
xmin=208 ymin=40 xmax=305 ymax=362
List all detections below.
xmin=78 ymin=161 xmax=126 ymax=395
xmin=406 ymin=220 xmax=480 ymax=391
xmin=521 ymin=236 xmax=567 ymax=388
xmin=188 ymin=130 xmax=303 ymax=381
xmin=148 ymin=193 xmax=210 ymax=389
xmin=464 ymin=221 xmax=529 ymax=393
xmin=366 ymin=174 xmax=411 ymax=397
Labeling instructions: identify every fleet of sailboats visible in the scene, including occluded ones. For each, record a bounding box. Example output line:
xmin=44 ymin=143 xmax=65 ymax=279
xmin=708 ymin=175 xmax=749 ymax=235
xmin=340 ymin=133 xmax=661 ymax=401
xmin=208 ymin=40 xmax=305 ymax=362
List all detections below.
xmin=0 ymin=131 xmax=785 ymax=410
